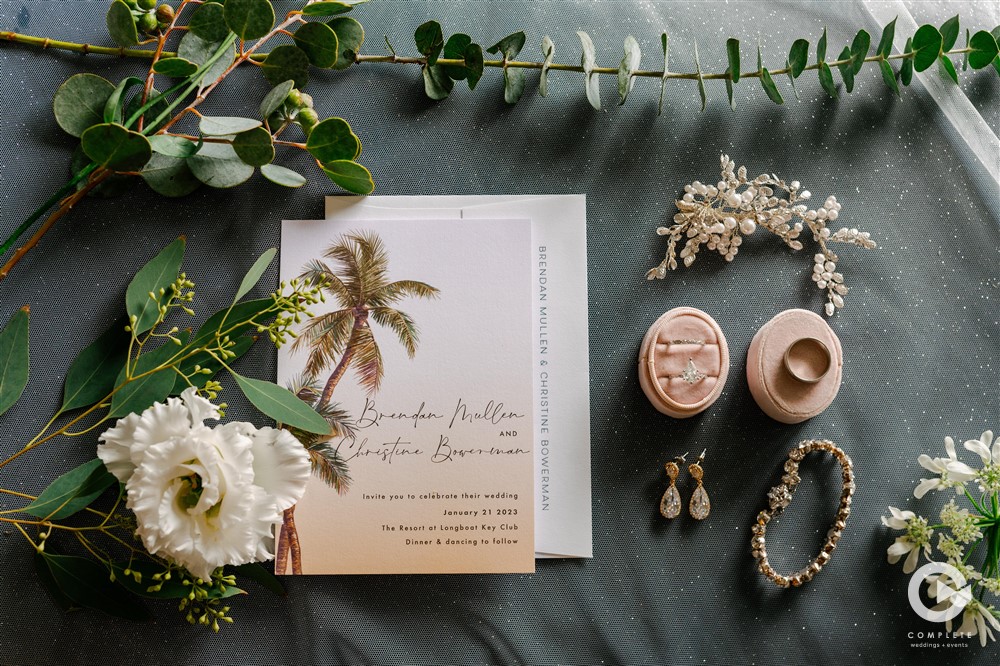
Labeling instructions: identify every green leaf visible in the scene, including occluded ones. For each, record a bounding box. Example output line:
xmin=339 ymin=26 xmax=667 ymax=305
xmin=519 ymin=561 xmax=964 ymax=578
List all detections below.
xmin=879 ymin=60 xmax=900 ymax=96
xmin=877 ymin=17 xmax=897 ymax=57
xmin=171 ymin=334 xmax=255 ymax=395
xmin=177 ymin=33 xmax=236 ymax=87
xmin=190 ymin=298 xmax=274 ymax=349
xmin=104 ymin=77 xmax=144 ymax=125
xmin=294 ymin=21 xmax=340 ymax=68
xmin=760 ymin=68 xmax=784 ymax=104
xmin=224 ymin=0 xmax=274 ymax=41
xmin=617 ymin=35 xmax=641 ymax=105
xmin=817 ymin=28 xmax=828 ymax=62
xmin=125 ymin=86 xmax=171 ymax=133
xmin=694 ymin=40 xmax=707 ymax=111
xmin=61 ymin=321 xmax=129 ymax=412
xmin=189 ymin=2 xmax=230 ymax=42
xmin=658 ymin=32 xmax=669 ymax=115
xmin=938 ymin=55 xmax=959 ymax=84
xmin=463 ymin=43 xmax=484 ymax=91
xmin=232 ymin=127 xmax=274 ymax=167
xmin=421 ymin=63 xmax=451 ymax=100
xmin=328 ymin=17 xmax=364 ymax=71
xmin=106 ymin=0 xmax=139 ymax=48
xmin=850 ymin=29 xmax=871 ymax=75
xmin=125 ymin=237 xmax=185 ymax=335
xmin=200 ymin=116 xmax=262 ymax=136
xmin=40 ymin=553 xmax=152 ymax=621
xmin=189 ymin=142 xmax=255 ymax=188
xmin=487 ymin=31 xmax=526 ymax=60
xmin=232 ymin=248 xmax=277 ymax=304
xmin=818 ymin=61 xmax=838 ymax=97
xmin=152 ymin=57 xmax=199 ymax=78
xmin=141 ymin=153 xmax=201 ymax=197
xmin=81 ymin=123 xmax=151 ymax=173
xmin=577 ymin=31 xmax=600 ymax=110
xmin=53 ymin=73 xmax=115 ymax=138
xmin=148 ymin=135 xmax=200 ymax=158
xmin=503 ymin=68 xmax=525 ymax=104
xmin=260 ymin=80 xmax=295 ymax=119
xmin=231 ymin=371 xmax=332 ymax=434
xmin=725 ymin=69 xmax=735 ymax=110
xmin=70 ymin=145 xmax=130 ymax=199
xmin=233 ymin=563 xmax=285 ymax=595
xmin=0 ymin=307 xmax=29 ymax=418
xmin=414 ymin=21 xmax=444 ymax=66
xmin=788 ymin=39 xmax=808 ymax=78
xmin=540 ymin=36 xmax=555 ymax=97
xmin=993 ymin=27 xmax=1000 ymax=74
xmin=260 ymin=163 xmax=307 ymax=187
xmin=727 ymin=37 xmax=740 ymax=83
xmin=21 ymin=459 xmax=115 ymax=521
xmin=968 ymin=30 xmax=1000 ymax=70
xmin=322 ymin=160 xmax=374 ymax=194
xmin=306 ymin=118 xmax=360 ymax=162
xmin=261 ymin=44 xmax=311 ymax=87
xmin=109 ymin=333 xmax=189 ymax=418
xmin=900 ymin=37 xmax=914 ymax=85
xmin=836 ymin=46 xmax=855 ymax=93
xmin=940 ymin=14 xmax=960 ymax=52
xmin=302 ymin=1 xmax=359 ymax=16
xmin=912 ymin=24 xmax=943 ymax=72
xmin=441 ymin=33 xmax=472 ymax=80
xmin=35 ymin=552 xmax=78 ymax=612
xmin=784 ymin=58 xmax=800 ymax=101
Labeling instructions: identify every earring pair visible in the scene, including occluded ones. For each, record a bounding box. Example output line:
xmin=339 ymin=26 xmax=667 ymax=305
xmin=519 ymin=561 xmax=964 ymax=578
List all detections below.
xmin=659 ymin=450 xmax=710 ymax=520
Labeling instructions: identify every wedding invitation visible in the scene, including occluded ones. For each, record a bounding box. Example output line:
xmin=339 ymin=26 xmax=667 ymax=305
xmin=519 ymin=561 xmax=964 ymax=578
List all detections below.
xmin=279 ymin=217 xmax=536 ymax=574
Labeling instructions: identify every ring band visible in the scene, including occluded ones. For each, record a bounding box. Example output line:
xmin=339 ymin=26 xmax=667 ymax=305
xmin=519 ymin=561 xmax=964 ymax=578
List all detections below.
xmin=670 ymin=358 xmax=707 ymax=385
xmin=669 ymin=338 xmax=705 ymax=345
xmin=783 ymin=337 xmax=832 ymax=384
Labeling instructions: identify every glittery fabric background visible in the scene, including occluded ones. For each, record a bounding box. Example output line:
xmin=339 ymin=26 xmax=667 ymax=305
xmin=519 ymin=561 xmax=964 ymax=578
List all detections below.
xmin=0 ymin=1 xmax=998 ymax=664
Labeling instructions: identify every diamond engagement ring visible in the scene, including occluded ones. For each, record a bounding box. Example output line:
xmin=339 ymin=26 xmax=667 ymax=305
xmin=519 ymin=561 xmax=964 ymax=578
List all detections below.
xmin=668 ymin=338 xmax=705 ymax=345
xmin=670 ymin=358 xmax=707 ymax=384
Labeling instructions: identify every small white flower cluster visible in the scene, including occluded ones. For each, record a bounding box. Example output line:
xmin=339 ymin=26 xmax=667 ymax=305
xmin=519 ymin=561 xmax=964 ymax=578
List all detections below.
xmin=647 ymin=154 xmax=877 ymax=316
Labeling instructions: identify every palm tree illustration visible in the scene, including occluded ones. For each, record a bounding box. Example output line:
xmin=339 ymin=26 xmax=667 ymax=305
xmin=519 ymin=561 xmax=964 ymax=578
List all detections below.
xmin=276 ymin=231 xmax=440 ymax=574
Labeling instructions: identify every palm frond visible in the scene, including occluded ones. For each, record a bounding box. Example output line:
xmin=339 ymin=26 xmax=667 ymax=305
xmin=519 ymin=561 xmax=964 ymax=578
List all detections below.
xmin=293 ymin=309 xmax=354 ymax=378
xmin=349 ymin=230 xmax=390 ymax=297
xmin=307 ymin=443 xmax=352 ymax=494
xmin=313 ymin=401 xmax=358 ymax=440
xmin=370 ymin=307 xmax=419 ymax=358
xmin=285 ymin=373 xmax=322 ymax=402
xmin=349 ymin=323 xmax=383 ymax=395
xmin=369 ymin=279 xmax=440 ymax=307
xmin=299 ymin=258 xmax=353 ymax=307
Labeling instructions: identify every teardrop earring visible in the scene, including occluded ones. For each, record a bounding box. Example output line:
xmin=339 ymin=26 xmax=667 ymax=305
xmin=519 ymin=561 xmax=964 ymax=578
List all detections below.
xmin=688 ymin=449 xmax=711 ymax=520
xmin=659 ymin=453 xmax=687 ymax=519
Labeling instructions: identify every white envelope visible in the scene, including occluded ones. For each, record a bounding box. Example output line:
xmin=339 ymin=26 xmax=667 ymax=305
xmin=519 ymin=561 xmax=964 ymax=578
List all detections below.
xmin=321 ymin=195 xmax=592 ymax=559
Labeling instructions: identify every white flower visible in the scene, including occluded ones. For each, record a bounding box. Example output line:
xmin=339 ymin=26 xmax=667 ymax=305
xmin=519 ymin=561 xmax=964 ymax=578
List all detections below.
xmin=950 ymin=599 xmax=1000 ymax=647
xmin=914 ymin=436 xmax=967 ymax=498
xmin=97 ymin=388 xmax=310 ymax=580
xmin=882 ymin=507 xmax=933 ymax=574
xmin=946 ymin=430 xmax=1000 ymax=493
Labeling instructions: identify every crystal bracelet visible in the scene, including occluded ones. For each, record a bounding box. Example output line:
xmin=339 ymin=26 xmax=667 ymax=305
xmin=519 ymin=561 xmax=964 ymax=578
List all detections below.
xmin=750 ymin=439 xmax=855 ymax=588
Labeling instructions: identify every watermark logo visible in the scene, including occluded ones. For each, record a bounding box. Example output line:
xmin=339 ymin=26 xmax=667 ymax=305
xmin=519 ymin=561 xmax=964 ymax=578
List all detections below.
xmin=908 ymin=562 xmax=972 ymax=623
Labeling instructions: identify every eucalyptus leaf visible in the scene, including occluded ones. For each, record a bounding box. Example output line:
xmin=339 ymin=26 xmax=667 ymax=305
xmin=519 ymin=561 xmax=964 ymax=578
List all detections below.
xmin=818 ymin=61 xmax=838 ymax=97
xmin=53 ymin=73 xmax=115 ymax=138
xmin=294 ymin=21 xmax=340 ymax=68
xmin=503 ymin=68 xmax=525 ymax=104
xmin=463 ymin=43 xmax=484 ymax=91
xmin=306 ymin=118 xmax=360 ymax=162
xmin=106 ymin=0 xmax=139 ymax=48
xmin=233 ymin=248 xmax=277 ymax=304
xmin=70 ymin=145 xmax=129 ymax=199
xmin=577 ymin=31 xmax=600 ymax=110
xmin=141 ymin=153 xmax=202 ymax=197
xmin=487 ymin=31 xmax=526 ymax=60
xmin=232 ymin=563 xmax=286 ymax=596
xmin=442 ymin=33 xmax=472 ymax=80
xmin=302 ymin=1 xmax=359 ymax=16
xmin=20 ymin=459 xmax=115 ymax=521
xmin=963 ymin=29 xmax=970 ymax=72
xmin=940 ymin=14 xmax=960 ymax=52
xmin=189 ymin=141 xmax=255 ymax=188
xmin=725 ymin=69 xmax=735 ymax=111
xmin=760 ymin=67 xmax=783 ymax=104
xmin=171 ymin=334 xmax=256 ymax=395
xmin=200 ymin=116 xmax=262 ymax=136
xmin=694 ymin=40 xmax=707 ymax=111
xmin=617 ymin=36 xmax=641 ymax=105
xmin=849 ymin=29 xmax=871 ymax=75
xmin=190 ymin=298 xmax=274 ymax=349
xmin=938 ymin=55 xmax=959 ymax=84
xmin=230 ymin=371 xmax=332 ymax=434
xmin=788 ymin=39 xmax=808 ymax=78
xmin=993 ymin=27 xmax=1000 ymax=74
xmin=877 ymin=17 xmax=897 ymax=57
xmin=817 ymin=28 xmax=828 ymax=62
xmin=224 ymin=0 xmax=274 ymax=41
xmin=61 ymin=320 xmax=129 ymax=412
xmin=414 ymin=21 xmax=444 ymax=66
xmin=968 ymin=30 xmax=1000 ymax=70
xmin=912 ymin=25 xmax=943 ymax=72
xmin=323 ymin=160 xmax=374 ymax=194
xmin=784 ymin=58 xmax=800 ymax=101
xmin=104 ymin=77 xmax=144 ymax=125
xmin=35 ymin=552 xmax=78 ymax=612
xmin=260 ymin=80 xmax=295 ymax=119
xmin=232 ymin=127 xmax=274 ymax=166
xmin=152 ymin=57 xmax=199 ymax=78
xmin=178 ymin=32 xmax=236 ymax=87
xmin=900 ymin=38 xmax=914 ymax=85
xmin=328 ymin=17 xmax=364 ymax=71
xmin=879 ymin=60 xmax=900 ymax=96
xmin=126 ymin=237 xmax=185 ymax=335
xmin=726 ymin=37 xmax=740 ymax=83
xmin=540 ymin=36 xmax=555 ymax=97
xmin=0 ymin=307 xmax=29 ymax=418
xmin=41 ymin=553 xmax=152 ymax=621
xmin=836 ymin=46 xmax=855 ymax=93
xmin=658 ymin=32 xmax=669 ymax=115
xmin=80 ymin=123 xmax=152 ymax=172
xmin=148 ymin=135 xmax=200 ymax=158
xmin=189 ymin=2 xmax=230 ymax=42
xmin=125 ymin=86 xmax=170 ymax=133
xmin=109 ymin=333 xmax=190 ymax=417
xmin=260 ymin=163 xmax=307 ymax=187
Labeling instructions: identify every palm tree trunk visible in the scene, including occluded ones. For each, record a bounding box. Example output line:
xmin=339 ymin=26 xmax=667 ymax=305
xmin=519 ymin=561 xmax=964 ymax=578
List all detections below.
xmin=318 ymin=317 xmax=364 ymax=407
xmin=275 ymin=506 xmax=295 ymax=574
xmin=288 ymin=507 xmax=303 ymax=574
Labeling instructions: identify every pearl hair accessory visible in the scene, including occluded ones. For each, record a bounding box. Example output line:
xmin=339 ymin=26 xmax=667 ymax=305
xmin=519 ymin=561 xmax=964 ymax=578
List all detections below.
xmin=647 ymin=155 xmax=877 ymax=317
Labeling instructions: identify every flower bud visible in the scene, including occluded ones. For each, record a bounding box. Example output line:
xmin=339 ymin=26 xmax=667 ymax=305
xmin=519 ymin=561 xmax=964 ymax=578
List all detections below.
xmin=138 ymin=11 xmax=159 ymax=33
xmin=156 ymin=4 xmax=175 ymax=25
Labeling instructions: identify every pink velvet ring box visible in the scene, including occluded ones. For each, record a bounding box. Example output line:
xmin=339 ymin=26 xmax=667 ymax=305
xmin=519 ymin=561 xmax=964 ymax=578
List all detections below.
xmin=638 ymin=307 xmax=729 ymax=418
xmin=746 ymin=308 xmax=843 ymax=424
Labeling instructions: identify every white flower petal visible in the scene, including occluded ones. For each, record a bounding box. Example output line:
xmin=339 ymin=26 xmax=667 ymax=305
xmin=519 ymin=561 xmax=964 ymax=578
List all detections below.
xmin=977 ymin=611 xmax=988 ymax=647
xmin=246 ymin=427 xmax=311 ymax=512
xmin=965 ymin=437 xmax=992 ymax=465
xmin=180 ymin=386 xmax=221 ymax=424
xmin=903 ymin=545 xmax=921 ymax=574
xmin=888 ymin=538 xmax=914 ymax=560
xmin=944 ymin=436 xmax=957 ymax=460
xmin=945 ymin=460 xmax=979 ymax=481
xmin=913 ymin=478 xmax=941 ymax=499
xmin=96 ymin=412 xmax=142 ymax=483
xmin=132 ymin=396 xmax=195 ymax=456
xmin=888 ymin=506 xmax=915 ymax=521
xmin=917 ymin=454 xmax=946 ymax=474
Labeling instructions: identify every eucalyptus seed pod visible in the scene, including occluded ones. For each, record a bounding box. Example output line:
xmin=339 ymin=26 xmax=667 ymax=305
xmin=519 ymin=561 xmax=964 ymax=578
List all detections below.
xmin=285 ymin=89 xmax=304 ymax=108
xmin=156 ymin=4 xmax=175 ymax=25
xmin=138 ymin=11 xmax=158 ymax=33
xmin=299 ymin=92 xmax=314 ymax=109
xmin=138 ymin=0 xmax=157 ymax=9
xmin=297 ymin=108 xmax=319 ymax=137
